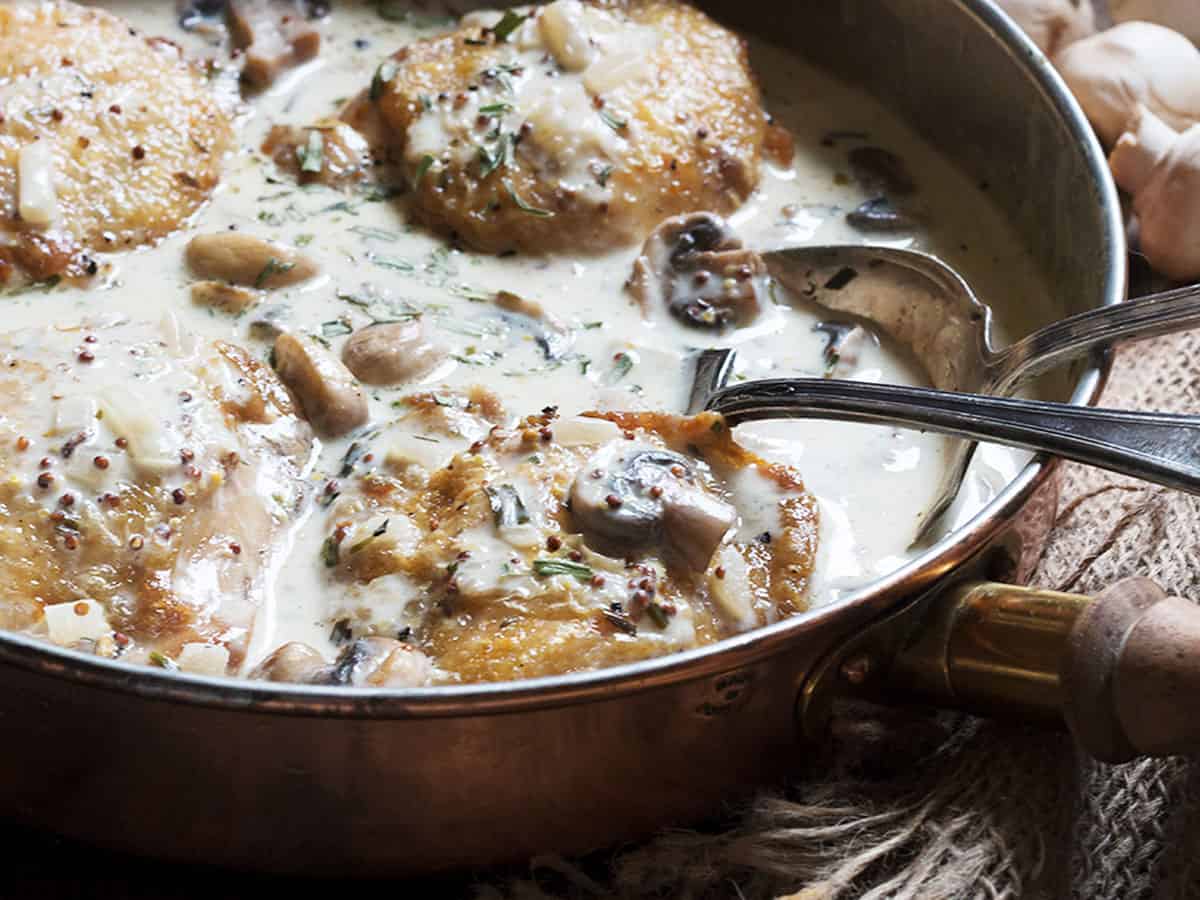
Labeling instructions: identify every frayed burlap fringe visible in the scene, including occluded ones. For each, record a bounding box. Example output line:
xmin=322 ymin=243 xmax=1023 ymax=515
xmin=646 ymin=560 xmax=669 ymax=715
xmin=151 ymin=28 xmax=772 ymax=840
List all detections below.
xmin=487 ymin=328 xmax=1200 ymax=899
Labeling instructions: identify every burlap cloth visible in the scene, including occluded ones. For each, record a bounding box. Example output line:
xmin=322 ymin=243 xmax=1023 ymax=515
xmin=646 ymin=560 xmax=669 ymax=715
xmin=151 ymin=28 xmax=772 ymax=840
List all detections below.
xmin=472 ymin=320 xmax=1200 ymax=900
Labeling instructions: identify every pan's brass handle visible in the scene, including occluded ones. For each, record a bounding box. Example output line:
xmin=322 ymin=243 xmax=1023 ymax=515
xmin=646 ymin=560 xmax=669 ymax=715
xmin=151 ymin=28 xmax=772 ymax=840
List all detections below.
xmin=799 ymin=579 xmax=1200 ymax=763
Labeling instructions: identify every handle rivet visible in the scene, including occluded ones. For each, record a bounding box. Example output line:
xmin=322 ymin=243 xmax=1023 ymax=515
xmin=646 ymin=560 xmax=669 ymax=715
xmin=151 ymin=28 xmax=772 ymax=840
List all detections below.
xmin=840 ymin=654 xmax=873 ymax=685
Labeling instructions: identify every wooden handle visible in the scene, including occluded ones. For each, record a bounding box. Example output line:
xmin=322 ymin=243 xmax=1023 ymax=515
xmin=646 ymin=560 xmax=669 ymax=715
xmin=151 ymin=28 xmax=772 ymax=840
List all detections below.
xmin=1062 ymin=577 xmax=1200 ymax=762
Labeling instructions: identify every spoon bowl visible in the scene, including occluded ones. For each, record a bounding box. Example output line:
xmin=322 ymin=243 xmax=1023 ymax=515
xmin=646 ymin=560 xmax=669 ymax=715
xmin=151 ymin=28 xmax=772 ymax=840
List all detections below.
xmin=690 ymin=245 xmax=1200 ymax=542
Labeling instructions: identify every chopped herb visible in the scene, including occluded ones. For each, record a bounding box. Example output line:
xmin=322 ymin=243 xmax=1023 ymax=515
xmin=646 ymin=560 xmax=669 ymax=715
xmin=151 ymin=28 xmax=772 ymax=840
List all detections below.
xmin=579 ymin=357 xmax=592 ymax=375
xmin=486 ymin=484 xmax=530 ymax=529
xmin=258 ymin=209 xmax=284 ymax=226
xmin=533 ymin=558 xmax=594 ymax=583
xmin=450 ymin=284 xmax=494 ymax=303
xmin=602 ymin=609 xmax=638 ymax=635
xmin=349 ymin=518 xmax=390 ymax=555
xmin=436 ymin=317 xmax=494 ymax=337
xmin=320 ymin=319 xmax=353 ymax=339
xmin=583 ymin=321 xmax=604 ymax=330
xmin=295 ymin=233 xmax=315 ymax=246
xmin=503 ymin=179 xmax=552 ymax=217
xmin=255 ymin=257 xmax=296 ymax=288
xmin=424 ymin=246 xmax=458 ymax=281
xmin=319 ymin=199 xmax=360 ymax=216
xmin=411 ymin=434 xmax=440 ymax=444
xmin=823 ymin=350 xmax=840 ymax=378
xmin=362 ymin=183 xmax=403 ymax=202
xmin=491 ymin=9 xmax=528 ymax=41
xmin=646 ymin=602 xmax=671 ymax=629
xmin=598 ymin=108 xmax=628 ymax=132
xmin=414 ymin=153 xmax=435 ymax=184
xmin=297 ymin=129 xmax=324 ymax=173
xmin=370 ymin=255 xmax=415 ymax=272
xmin=477 ymin=136 xmax=508 ymax=178
xmin=464 ymin=36 xmax=488 ymax=46
xmin=603 ymin=351 xmax=634 ymax=385
xmin=349 ymin=224 xmax=401 ymax=242
xmin=594 ymin=164 xmax=614 ymax=188
xmin=432 ymin=394 xmax=460 ymax=407
xmin=338 ymin=432 xmax=379 ymax=477
xmin=330 ymin=618 xmax=353 ymax=645
xmin=149 ymin=651 xmax=178 ymax=670
xmin=370 ymin=60 xmax=398 ymax=102
xmin=418 ymin=94 xmax=433 ymax=111
xmin=478 ymin=102 xmax=513 ymax=115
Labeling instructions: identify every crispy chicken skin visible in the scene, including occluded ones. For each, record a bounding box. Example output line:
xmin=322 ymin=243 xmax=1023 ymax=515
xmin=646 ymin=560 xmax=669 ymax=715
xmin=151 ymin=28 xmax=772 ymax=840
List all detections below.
xmin=307 ymin=394 xmax=817 ymax=684
xmin=371 ymin=0 xmax=768 ymax=254
xmin=0 ymin=319 xmax=313 ymax=673
xmin=0 ymin=2 xmax=234 ymax=284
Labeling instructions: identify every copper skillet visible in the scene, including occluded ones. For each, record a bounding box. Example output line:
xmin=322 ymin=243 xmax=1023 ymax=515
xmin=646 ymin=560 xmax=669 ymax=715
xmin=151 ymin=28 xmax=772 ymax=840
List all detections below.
xmin=0 ymin=0 xmax=1181 ymax=875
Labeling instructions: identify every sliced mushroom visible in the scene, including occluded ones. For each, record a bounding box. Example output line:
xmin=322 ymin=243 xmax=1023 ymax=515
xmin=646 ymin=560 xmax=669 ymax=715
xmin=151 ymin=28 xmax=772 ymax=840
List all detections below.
xmin=250 ymin=637 xmax=432 ymax=686
xmin=627 ymin=212 xmax=766 ymax=330
xmin=249 ymin=302 xmax=292 ymax=338
xmin=186 ymin=232 xmax=318 ymax=289
xmin=251 ymin=641 xmax=329 ymax=682
xmin=273 ymin=331 xmax=368 ymax=436
xmin=494 ymin=290 xmax=573 ymax=360
xmin=228 ymin=0 xmax=322 ymax=89
xmin=845 ymin=196 xmax=917 ymax=233
xmin=191 ymin=280 xmax=262 ymax=314
xmin=847 ymin=146 xmax=916 ymax=196
xmin=570 ymin=442 xmax=735 ymax=571
xmin=178 ymin=0 xmax=226 ymax=34
xmin=324 ymin=637 xmax=434 ymax=687
xmin=341 ymin=320 xmax=445 ymax=386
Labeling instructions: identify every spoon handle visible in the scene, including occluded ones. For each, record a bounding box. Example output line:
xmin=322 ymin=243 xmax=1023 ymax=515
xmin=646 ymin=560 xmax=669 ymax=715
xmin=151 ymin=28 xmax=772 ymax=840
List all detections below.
xmin=995 ymin=282 xmax=1200 ymax=391
xmin=708 ymin=378 xmax=1200 ymax=494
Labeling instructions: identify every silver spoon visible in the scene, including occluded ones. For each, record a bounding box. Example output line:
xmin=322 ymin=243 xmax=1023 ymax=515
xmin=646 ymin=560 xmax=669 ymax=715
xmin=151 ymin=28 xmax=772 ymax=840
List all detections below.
xmin=688 ymin=246 xmax=1200 ymax=543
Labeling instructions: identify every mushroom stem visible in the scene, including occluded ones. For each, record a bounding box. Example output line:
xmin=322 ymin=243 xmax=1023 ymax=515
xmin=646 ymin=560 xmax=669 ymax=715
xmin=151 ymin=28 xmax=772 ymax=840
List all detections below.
xmin=1110 ymin=105 xmax=1179 ymax=193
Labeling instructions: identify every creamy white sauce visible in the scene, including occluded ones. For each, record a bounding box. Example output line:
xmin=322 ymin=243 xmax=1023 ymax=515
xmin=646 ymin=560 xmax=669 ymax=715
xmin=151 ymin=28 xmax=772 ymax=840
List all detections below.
xmin=42 ymin=0 xmax=1059 ymax=673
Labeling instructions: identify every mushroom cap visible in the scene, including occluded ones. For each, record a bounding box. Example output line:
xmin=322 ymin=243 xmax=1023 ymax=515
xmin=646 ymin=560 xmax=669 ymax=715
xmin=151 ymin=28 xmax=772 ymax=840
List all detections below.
xmin=1125 ymin=119 xmax=1200 ymax=280
xmin=993 ymin=0 xmax=1095 ymax=56
xmin=1055 ymin=21 xmax=1200 ymax=145
xmin=1111 ymin=0 xmax=1200 ymax=45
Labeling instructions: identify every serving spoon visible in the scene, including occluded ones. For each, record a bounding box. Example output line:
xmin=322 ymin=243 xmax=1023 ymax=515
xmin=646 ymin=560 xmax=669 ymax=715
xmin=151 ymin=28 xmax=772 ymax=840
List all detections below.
xmin=686 ymin=246 xmax=1200 ymax=543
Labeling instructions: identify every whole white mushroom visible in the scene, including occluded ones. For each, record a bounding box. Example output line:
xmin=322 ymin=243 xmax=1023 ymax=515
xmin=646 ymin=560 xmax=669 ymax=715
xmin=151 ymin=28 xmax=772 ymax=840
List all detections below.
xmin=1111 ymin=0 xmax=1200 ymax=45
xmin=1056 ymin=21 xmax=1200 ymax=145
xmin=1109 ymin=105 xmax=1200 ymax=280
xmin=992 ymin=0 xmax=1095 ymax=56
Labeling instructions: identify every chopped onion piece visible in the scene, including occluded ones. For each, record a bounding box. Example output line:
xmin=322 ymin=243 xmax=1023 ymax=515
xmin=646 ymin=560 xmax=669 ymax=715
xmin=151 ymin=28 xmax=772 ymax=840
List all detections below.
xmin=44 ymin=599 xmax=111 ymax=646
xmin=554 ymin=415 xmax=621 ymax=446
xmin=18 ymin=141 xmax=57 ymax=229
xmin=708 ymin=546 xmax=757 ymax=630
xmin=177 ymin=643 xmax=231 ymax=677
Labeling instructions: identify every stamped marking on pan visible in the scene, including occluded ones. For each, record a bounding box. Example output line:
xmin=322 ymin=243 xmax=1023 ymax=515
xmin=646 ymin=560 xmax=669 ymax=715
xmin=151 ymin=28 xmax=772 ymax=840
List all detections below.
xmin=694 ymin=669 xmax=756 ymax=717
